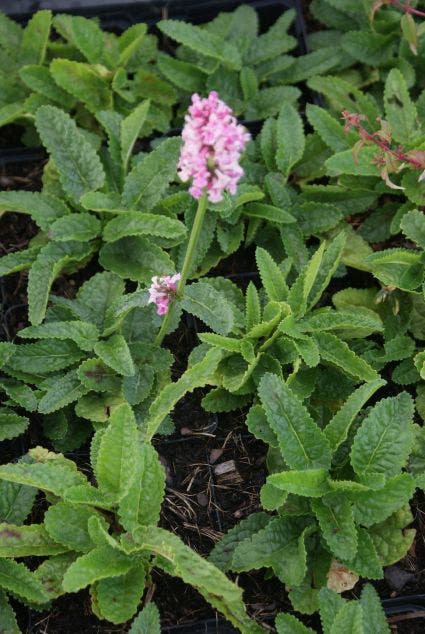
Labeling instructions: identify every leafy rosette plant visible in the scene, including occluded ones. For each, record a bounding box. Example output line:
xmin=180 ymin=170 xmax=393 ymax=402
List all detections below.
xmin=195 ymin=233 xmax=384 ymax=416
xmin=308 ymin=0 xmax=425 ymax=95
xmin=0 ymin=10 xmax=173 ymax=140
xmin=0 ymin=101 xmax=188 ymax=326
xmin=0 ymin=404 xmax=265 ymax=633
xmin=209 ymin=375 xmax=418 ymax=615
xmin=157 ymin=6 xmax=304 ymax=122
xmin=275 ymin=584 xmax=390 ymax=634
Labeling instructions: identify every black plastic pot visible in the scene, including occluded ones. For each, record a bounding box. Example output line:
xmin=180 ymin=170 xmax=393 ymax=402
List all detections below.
xmin=382 ymin=594 xmax=425 ymax=615
xmin=163 ymin=618 xmax=238 ymax=633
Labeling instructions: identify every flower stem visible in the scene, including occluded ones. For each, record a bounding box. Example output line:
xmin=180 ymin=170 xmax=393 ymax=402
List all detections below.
xmin=389 ymin=0 xmax=425 ymax=18
xmin=155 ymin=191 xmax=209 ymax=346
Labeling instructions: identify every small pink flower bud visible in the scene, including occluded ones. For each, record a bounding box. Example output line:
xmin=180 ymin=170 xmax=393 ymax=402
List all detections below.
xmin=148 ymin=273 xmax=181 ymax=316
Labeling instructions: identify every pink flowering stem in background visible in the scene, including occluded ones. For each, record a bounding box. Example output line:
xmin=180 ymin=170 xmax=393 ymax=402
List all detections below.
xmin=148 ymin=273 xmax=181 ymax=316
xmin=178 ymin=91 xmax=250 ymax=203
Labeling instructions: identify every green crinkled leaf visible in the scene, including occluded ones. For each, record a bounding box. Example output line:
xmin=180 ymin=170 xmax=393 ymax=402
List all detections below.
xmin=275 ymin=613 xmax=315 ymax=634
xmin=255 ymin=247 xmax=288 ymax=302
xmin=402 ymin=170 xmax=425 ymax=206
xmin=244 ymin=202 xmax=295 ymax=224
xmin=44 ymin=501 xmax=103 ymax=552
xmin=158 ymin=53 xmax=205 ymax=93
xmin=78 ymin=358 xmax=121 ymax=393
xmin=6 ymin=339 xmax=84 ymax=375
xmin=246 ymin=403 xmax=278 ymax=447
xmin=314 ymin=331 xmax=379 ymax=382
xmin=34 ymin=553 xmax=78 ymax=600
xmin=181 ymin=281 xmax=234 ymax=335
xmin=130 ymin=526 xmax=264 ymax=634
xmin=0 ymin=246 xmax=41 ymax=277
xmin=49 ymin=213 xmax=101 ymax=242
xmin=267 ymin=469 xmax=329 ymax=497
xmin=0 ymin=588 xmax=20 ymax=633
xmin=19 ymin=320 xmax=99 ymax=352
xmin=291 ymin=202 xmax=342 ymax=237
xmin=0 ymin=479 xmax=37 ymax=525
xmin=329 ymin=602 xmax=363 ymax=634
xmin=324 ymin=379 xmax=386 ymax=453
xmin=366 ymin=248 xmax=423 ymax=291
xmin=347 ymin=528 xmax=383 ymax=580
xmin=75 ymin=393 xmax=125 ymax=424
xmin=0 ymin=343 xmax=14 ymax=370
xmin=50 ymin=59 xmax=112 ymax=112
xmin=288 ymin=241 xmax=326 ymax=318
xmin=384 ymin=68 xmax=417 ymax=144
xmin=118 ymin=23 xmax=147 ymax=68
xmin=62 ymin=546 xmax=134 ymax=592
xmin=352 ymin=473 xmax=416 ymax=527
xmin=76 ymin=271 xmax=125 ymax=333
xmin=95 ymin=566 xmax=146 ymax=625
xmin=209 ymin=512 xmax=271 ymax=572
xmin=158 ymin=20 xmax=241 ymax=70
xmin=122 ymin=137 xmax=181 ymax=210
xmin=118 ymin=442 xmax=165 ymax=532
xmin=245 ymin=281 xmax=261 ymax=331
xmin=341 ymin=30 xmax=395 ymax=65
xmin=311 ymin=495 xmax=357 ymax=560
xmin=38 ymin=369 xmax=89 ymax=414
xmin=306 ymin=104 xmax=354 ymax=152
xmin=120 ymin=100 xmax=150 ymax=173
xmin=318 ymin=588 xmax=346 ymax=634
xmin=20 ymin=63 xmax=74 ymax=107
xmin=0 ymin=522 xmax=67 ymax=557
xmin=100 ymin=237 xmax=174 ymax=284
xmin=369 ymin=506 xmax=415 ymax=566
xmin=245 ymin=11 xmax=296 ymax=65
xmin=0 ymin=558 xmax=49 ymax=605
xmin=360 ymin=584 xmax=390 ymax=634
xmin=231 ymin=516 xmax=310 ymax=586
xmin=35 ymin=105 xmax=105 ymax=202
xmin=96 ymin=403 xmax=139 ymax=501
xmin=201 ymin=387 xmax=251 ymax=413
xmin=350 ymin=392 xmax=414 ymax=479
xmin=325 ymin=146 xmax=380 ymax=178
xmin=276 ymin=102 xmax=305 ymax=179
xmin=0 ymin=407 xmax=29 ymax=441
xmin=64 ymin=484 xmax=114 ymax=510
xmin=258 ymin=373 xmax=332 ymax=470
xmin=103 ymin=211 xmax=186 ymax=244
xmin=122 ymin=364 xmax=154 ymax=406
xmin=0 ymin=449 xmax=86 ymax=496
xmin=28 ymin=240 xmax=94 ymax=326
xmin=146 ymin=348 xmax=223 ymax=440
xmin=129 ymin=602 xmax=161 ymax=634
xmin=400 ymin=209 xmax=425 ymax=249
xmin=20 ymin=10 xmax=51 ymax=65
xmin=94 ymin=334 xmax=135 ymax=377
xmin=299 ymin=309 xmax=383 ymax=335
xmin=260 ymin=481 xmax=288 ymax=511
xmin=0 ymin=190 xmax=70 ymax=232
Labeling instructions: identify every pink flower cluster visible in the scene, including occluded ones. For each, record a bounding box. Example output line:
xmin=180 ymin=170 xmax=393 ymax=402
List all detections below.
xmin=178 ymin=91 xmax=250 ymax=203
xmin=148 ymin=273 xmax=181 ymax=315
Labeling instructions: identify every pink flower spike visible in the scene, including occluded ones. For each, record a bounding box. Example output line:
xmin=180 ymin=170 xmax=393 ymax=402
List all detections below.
xmin=178 ymin=91 xmax=250 ymax=203
xmin=148 ymin=273 xmax=181 ymax=316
